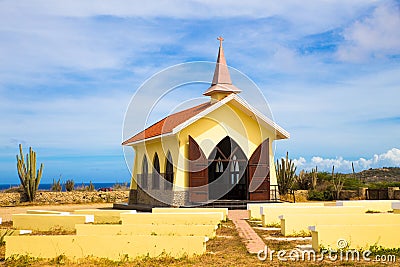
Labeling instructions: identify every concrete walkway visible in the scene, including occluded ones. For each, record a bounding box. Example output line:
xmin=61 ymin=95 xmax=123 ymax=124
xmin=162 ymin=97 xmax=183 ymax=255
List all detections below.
xmin=228 ymin=210 xmax=265 ymax=254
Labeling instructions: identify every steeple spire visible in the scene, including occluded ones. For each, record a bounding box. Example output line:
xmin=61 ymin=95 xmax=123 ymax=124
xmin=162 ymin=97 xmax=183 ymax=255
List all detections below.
xmin=204 ymin=37 xmax=241 ymax=100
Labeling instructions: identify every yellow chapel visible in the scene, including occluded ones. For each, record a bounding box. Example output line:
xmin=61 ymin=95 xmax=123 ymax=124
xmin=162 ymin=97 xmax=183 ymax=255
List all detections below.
xmin=122 ymin=38 xmax=289 ymax=207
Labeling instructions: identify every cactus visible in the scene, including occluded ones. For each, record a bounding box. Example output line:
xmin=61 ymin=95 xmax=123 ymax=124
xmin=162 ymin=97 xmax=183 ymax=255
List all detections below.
xmin=311 ymin=166 xmax=318 ymax=190
xmin=51 ymin=177 xmax=62 ymax=192
xmin=331 ymin=165 xmax=344 ymax=200
xmin=276 ymin=151 xmax=297 ymax=195
xmin=16 ymin=144 xmax=43 ymax=202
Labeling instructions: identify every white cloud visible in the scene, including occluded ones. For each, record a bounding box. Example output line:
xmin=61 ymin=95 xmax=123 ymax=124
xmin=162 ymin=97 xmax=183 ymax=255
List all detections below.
xmin=292 ymin=148 xmax=400 ymax=173
xmin=0 ymin=0 xmax=378 ymax=21
xmin=337 ymin=0 xmax=400 ymax=62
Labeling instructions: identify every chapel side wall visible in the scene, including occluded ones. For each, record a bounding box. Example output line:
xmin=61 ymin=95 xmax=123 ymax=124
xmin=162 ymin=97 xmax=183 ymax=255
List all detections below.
xmin=129 ymin=137 xmax=188 ymax=206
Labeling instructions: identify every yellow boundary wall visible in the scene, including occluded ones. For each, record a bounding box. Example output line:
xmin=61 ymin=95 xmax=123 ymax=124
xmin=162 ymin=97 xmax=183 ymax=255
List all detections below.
xmin=311 ymin=224 xmax=400 ymax=251
xmin=262 ymin=206 xmax=365 ymax=226
xmin=26 ymin=210 xmax=70 ymax=215
xmin=247 ymin=202 xmax=326 ymax=220
xmin=336 ymin=200 xmax=400 ymax=212
xmin=12 ymin=214 xmax=94 ymax=231
xmin=152 ymin=208 xmax=228 ymax=221
xmin=75 ymin=224 xmax=217 ymax=238
xmin=73 ymin=209 xmax=136 ymax=224
xmin=5 ymin=235 xmax=207 ymax=260
xmin=120 ymin=212 xmax=222 ymax=226
xmin=281 ymin=213 xmax=400 ymax=236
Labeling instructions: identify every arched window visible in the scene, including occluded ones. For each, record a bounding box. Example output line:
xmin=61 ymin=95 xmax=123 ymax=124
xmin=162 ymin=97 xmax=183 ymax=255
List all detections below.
xmin=165 ymin=151 xmax=174 ymax=190
xmin=152 ymin=153 xmax=160 ymax=189
xmin=141 ymin=155 xmax=148 ymax=189
xmin=230 ymin=154 xmax=240 ymax=185
xmin=216 ymin=157 xmax=224 ymax=173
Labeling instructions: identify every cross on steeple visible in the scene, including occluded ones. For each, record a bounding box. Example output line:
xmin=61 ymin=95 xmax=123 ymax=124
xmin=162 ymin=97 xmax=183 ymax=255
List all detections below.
xmin=217 ymin=36 xmax=224 ymax=47
xmin=203 ymin=37 xmax=241 ymax=99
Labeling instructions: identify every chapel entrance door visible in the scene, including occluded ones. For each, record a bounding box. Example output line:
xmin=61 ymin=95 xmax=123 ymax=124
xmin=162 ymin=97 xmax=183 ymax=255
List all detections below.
xmin=208 ymin=136 xmax=247 ymax=200
xmin=188 ymin=136 xmax=208 ymax=202
xmin=248 ymin=139 xmax=270 ymax=200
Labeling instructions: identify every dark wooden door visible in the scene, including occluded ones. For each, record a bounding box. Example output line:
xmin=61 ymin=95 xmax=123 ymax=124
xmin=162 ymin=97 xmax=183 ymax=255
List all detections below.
xmin=248 ymin=139 xmax=270 ymax=200
xmin=188 ymin=136 xmax=209 ymax=202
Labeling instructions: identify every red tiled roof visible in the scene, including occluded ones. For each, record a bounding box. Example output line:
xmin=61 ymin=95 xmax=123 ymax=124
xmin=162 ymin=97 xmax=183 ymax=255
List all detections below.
xmin=122 ymin=101 xmax=213 ymax=145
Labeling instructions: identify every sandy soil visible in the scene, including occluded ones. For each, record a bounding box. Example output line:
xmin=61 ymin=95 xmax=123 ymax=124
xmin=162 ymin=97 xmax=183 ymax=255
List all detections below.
xmin=0 ymin=203 xmax=113 ymax=222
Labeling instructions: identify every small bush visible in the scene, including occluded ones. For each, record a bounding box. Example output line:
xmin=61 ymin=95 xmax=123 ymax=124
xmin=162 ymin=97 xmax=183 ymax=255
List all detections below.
xmin=76 ymin=181 xmax=95 ymax=192
xmin=294 ymin=170 xmax=312 ymax=190
xmin=3 ymin=185 xmax=24 ymax=193
xmin=50 ymin=178 xmax=62 ymax=192
xmin=88 ymin=181 xmax=95 ymax=191
xmin=113 ymin=182 xmax=129 ymax=191
xmin=65 ymin=179 xmax=75 ymax=192
xmin=369 ymin=244 xmax=400 ymax=257
xmin=307 ymin=190 xmax=325 ymax=201
xmin=307 ymin=190 xmax=334 ymax=201
xmin=342 ymin=177 xmax=364 ymax=190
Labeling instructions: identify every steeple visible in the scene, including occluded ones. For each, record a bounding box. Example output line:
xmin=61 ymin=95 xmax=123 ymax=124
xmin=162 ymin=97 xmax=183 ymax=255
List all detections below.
xmin=203 ymin=37 xmax=241 ymax=101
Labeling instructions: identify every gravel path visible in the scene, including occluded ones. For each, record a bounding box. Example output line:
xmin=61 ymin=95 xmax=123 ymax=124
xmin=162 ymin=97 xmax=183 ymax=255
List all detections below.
xmin=0 ymin=203 xmax=113 ymax=222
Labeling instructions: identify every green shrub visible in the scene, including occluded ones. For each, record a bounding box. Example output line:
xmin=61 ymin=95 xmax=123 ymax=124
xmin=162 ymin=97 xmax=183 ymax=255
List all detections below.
xmin=342 ymin=177 xmax=364 ymax=190
xmin=113 ymin=182 xmax=129 ymax=191
xmin=88 ymin=181 xmax=95 ymax=191
xmin=65 ymin=179 xmax=75 ymax=192
xmin=294 ymin=170 xmax=311 ymax=190
xmin=50 ymin=178 xmax=62 ymax=192
xmin=307 ymin=190 xmax=325 ymax=201
xmin=307 ymin=190 xmax=334 ymax=201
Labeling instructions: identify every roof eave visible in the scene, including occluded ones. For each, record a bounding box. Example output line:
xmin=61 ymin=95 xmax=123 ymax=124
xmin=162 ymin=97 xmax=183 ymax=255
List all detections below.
xmin=122 ymin=132 xmax=175 ymax=146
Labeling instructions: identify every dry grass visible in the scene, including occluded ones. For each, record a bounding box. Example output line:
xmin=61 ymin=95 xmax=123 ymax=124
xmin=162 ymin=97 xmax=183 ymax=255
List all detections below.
xmin=0 ymin=221 xmax=268 ymax=267
xmin=0 ymin=219 xmax=399 ymax=266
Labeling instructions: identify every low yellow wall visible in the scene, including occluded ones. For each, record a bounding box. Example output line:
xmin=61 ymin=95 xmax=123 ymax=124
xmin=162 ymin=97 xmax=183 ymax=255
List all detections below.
xmin=393 ymin=202 xmax=400 ymax=214
xmin=311 ymin=224 xmax=400 ymax=251
xmin=281 ymin=213 xmax=400 ymax=236
xmin=75 ymin=224 xmax=217 ymax=238
xmin=262 ymin=206 xmax=365 ymax=226
xmin=73 ymin=209 xmax=136 ymax=224
xmin=336 ymin=200 xmax=400 ymax=212
xmin=247 ymin=202 xmax=326 ymax=220
xmin=26 ymin=210 xmax=70 ymax=215
xmin=152 ymin=208 xmax=227 ymax=221
xmin=5 ymin=235 xmax=207 ymax=260
xmin=120 ymin=213 xmax=222 ymax=226
xmin=12 ymin=214 xmax=93 ymax=231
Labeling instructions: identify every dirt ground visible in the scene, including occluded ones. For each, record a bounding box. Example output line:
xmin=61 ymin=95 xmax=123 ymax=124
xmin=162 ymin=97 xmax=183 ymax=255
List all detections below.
xmin=0 ymin=203 xmax=113 ymax=221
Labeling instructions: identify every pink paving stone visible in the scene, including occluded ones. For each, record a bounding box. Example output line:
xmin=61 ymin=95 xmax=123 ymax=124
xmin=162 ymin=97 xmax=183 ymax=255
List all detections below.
xmin=227 ymin=210 xmax=266 ymax=254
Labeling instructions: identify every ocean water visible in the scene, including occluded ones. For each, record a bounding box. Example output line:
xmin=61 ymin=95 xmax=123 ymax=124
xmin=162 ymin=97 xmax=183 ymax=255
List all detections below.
xmin=0 ymin=182 xmax=129 ymax=191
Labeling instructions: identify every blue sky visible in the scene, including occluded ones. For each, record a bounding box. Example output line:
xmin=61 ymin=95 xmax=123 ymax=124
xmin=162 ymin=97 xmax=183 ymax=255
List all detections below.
xmin=0 ymin=0 xmax=399 ymax=184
